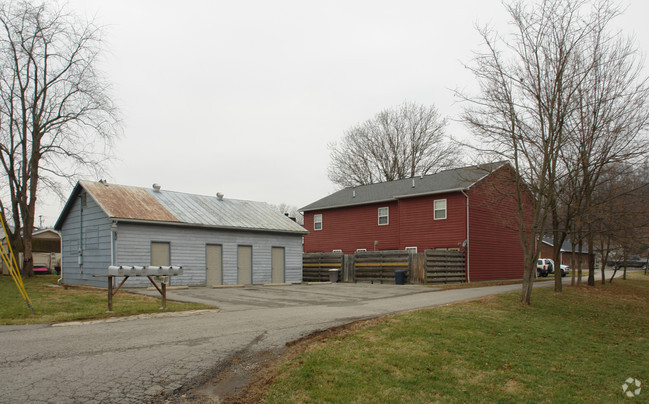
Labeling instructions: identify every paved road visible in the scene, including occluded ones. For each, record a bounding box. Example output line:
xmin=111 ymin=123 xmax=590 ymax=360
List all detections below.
xmin=0 ymin=277 xmax=603 ymax=403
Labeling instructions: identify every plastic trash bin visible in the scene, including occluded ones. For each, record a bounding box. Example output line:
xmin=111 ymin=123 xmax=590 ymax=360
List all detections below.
xmin=394 ymin=270 xmax=406 ymax=285
xmin=328 ymin=268 xmax=340 ymax=283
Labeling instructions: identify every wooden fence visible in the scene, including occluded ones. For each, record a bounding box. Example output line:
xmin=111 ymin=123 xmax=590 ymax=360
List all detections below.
xmin=302 ymin=252 xmax=344 ymax=282
xmin=303 ymin=250 xmax=467 ymax=284
xmin=354 ymin=250 xmax=411 ymax=283
xmin=424 ymin=249 xmax=466 ymax=283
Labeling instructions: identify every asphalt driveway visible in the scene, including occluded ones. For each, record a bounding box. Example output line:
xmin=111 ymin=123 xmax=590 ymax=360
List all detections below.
xmin=0 ymin=278 xmax=592 ymax=403
xmin=134 ymin=282 xmax=436 ymax=311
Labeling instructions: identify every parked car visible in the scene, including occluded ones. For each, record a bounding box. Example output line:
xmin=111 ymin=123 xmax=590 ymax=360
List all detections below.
xmin=559 ymin=264 xmax=570 ymax=277
xmin=537 ymin=258 xmax=554 ymax=277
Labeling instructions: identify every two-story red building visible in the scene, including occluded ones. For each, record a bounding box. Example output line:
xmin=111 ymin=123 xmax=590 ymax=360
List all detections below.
xmin=301 ymin=162 xmax=531 ymax=282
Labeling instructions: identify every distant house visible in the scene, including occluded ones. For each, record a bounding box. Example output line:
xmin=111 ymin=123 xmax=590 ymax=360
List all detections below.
xmin=540 ymin=237 xmax=589 ymax=267
xmin=1 ymin=229 xmax=61 ymax=275
xmin=301 ymin=162 xmax=532 ymax=282
xmin=54 ymin=181 xmax=308 ymax=288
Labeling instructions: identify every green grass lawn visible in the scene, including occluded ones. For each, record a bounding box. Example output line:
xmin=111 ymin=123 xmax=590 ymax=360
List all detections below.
xmin=264 ymin=279 xmax=649 ymax=403
xmin=0 ymin=274 xmax=212 ymax=325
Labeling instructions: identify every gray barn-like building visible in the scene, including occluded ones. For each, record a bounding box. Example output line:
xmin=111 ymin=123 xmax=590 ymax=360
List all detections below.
xmin=54 ymin=181 xmax=308 ymax=288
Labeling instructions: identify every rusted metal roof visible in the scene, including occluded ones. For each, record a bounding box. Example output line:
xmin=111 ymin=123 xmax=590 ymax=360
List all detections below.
xmin=82 ymin=181 xmax=179 ymax=223
xmin=58 ymin=181 xmax=307 ymax=235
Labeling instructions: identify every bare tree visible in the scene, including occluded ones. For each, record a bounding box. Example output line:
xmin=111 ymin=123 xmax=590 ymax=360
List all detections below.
xmin=565 ymin=21 xmax=649 ymax=286
xmin=0 ymin=1 xmax=119 ymax=277
xmin=588 ymin=163 xmax=649 ymax=283
xmin=460 ymin=0 xmax=649 ymax=303
xmin=271 ymin=203 xmax=304 ymax=225
xmin=328 ymin=102 xmax=458 ymax=187
xmin=460 ymin=0 xmax=586 ymax=304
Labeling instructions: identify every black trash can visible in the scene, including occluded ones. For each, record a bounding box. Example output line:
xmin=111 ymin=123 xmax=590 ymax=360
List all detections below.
xmin=394 ymin=270 xmax=406 ymax=285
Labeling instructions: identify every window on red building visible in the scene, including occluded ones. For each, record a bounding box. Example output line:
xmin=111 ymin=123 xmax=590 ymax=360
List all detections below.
xmin=434 ymin=199 xmax=447 ymax=220
xmin=378 ymin=207 xmax=389 ymax=225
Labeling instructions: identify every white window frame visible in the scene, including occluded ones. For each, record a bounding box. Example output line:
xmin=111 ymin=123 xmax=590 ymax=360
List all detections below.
xmin=314 ymin=214 xmax=323 ymax=231
xmin=378 ymin=207 xmax=389 ymax=225
xmin=434 ymin=199 xmax=447 ymax=220
xmin=405 ymin=246 xmax=418 ymax=253
xmin=356 ymin=248 xmax=367 ymax=252
xmin=332 ymin=249 xmax=343 ymax=253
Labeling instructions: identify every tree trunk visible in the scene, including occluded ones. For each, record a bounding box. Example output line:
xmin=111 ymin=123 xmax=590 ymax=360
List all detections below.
xmin=587 ymin=230 xmax=595 ymax=286
xmin=570 ymin=247 xmax=576 ymax=286
xmin=601 ymin=238 xmax=610 ymax=285
xmin=521 ymin=261 xmax=535 ymax=304
xmin=21 ymin=207 xmax=35 ymax=278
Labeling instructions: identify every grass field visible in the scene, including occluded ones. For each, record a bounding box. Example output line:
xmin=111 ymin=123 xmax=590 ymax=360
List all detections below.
xmin=264 ymin=279 xmax=649 ymax=403
xmin=0 ymin=274 xmax=212 ymax=325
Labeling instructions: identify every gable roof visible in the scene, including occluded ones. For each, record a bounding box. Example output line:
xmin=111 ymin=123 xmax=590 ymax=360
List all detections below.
xmin=301 ymin=162 xmax=508 ymax=212
xmin=55 ymin=181 xmax=308 ymax=235
xmin=32 ymin=229 xmax=61 ymax=239
xmin=542 ymin=237 xmax=589 ymax=254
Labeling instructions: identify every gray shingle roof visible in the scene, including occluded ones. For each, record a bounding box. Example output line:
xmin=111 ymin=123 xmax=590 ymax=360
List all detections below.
xmin=301 ymin=162 xmax=507 ymax=212
xmin=542 ymin=237 xmax=589 ymax=254
xmin=56 ymin=181 xmax=308 ymax=235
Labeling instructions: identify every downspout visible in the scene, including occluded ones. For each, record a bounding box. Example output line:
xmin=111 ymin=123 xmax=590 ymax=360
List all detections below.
xmin=110 ymin=222 xmax=116 ymax=289
xmin=461 ymin=189 xmax=470 ymax=283
xmin=110 ymin=222 xmax=114 ymax=266
xmin=57 ymin=233 xmax=63 ymax=285
xmin=79 ymin=194 xmax=83 ymax=274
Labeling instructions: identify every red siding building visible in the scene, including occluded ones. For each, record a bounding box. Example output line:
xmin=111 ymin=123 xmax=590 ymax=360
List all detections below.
xmin=301 ymin=162 xmax=531 ymax=282
xmin=540 ymin=238 xmax=589 ymax=268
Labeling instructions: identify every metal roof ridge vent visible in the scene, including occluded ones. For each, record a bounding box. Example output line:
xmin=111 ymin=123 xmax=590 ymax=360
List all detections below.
xmin=152 ymin=183 xmax=161 ymax=192
xmin=217 ymin=192 xmax=224 ymax=201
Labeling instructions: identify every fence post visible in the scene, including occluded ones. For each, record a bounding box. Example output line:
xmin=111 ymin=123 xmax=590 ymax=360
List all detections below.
xmin=413 ymin=253 xmax=425 ymax=284
xmin=345 ymin=254 xmax=355 ymax=282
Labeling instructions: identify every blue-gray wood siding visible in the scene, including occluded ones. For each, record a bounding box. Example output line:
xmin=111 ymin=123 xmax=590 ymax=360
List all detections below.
xmin=114 ymin=223 xmax=303 ymax=287
xmin=59 ymin=193 xmax=304 ymax=288
xmin=59 ymin=191 xmax=113 ymax=288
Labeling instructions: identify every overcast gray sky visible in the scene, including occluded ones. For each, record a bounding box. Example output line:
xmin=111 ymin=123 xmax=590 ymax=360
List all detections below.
xmin=38 ymin=0 xmax=649 ymax=227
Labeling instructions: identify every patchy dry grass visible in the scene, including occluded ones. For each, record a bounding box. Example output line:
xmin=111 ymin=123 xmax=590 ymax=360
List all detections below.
xmin=0 ymin=274 xmax=212 ymax=325
xmin=264 ymin=279 xmax=649 ymax=403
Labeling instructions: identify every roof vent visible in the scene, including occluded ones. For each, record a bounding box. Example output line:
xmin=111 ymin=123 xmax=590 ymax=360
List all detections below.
xmin=98 ymin=179 xmax=108 ymax=186
xmin=412 ymin=178 xmax=416 ymax=188
xmin=352 ymin=188 xmax=356 ymax=198
xmin=152 ymin=183 xmax=161 ymax=192
xmin=217 ymin=192 xmax=224 ymax=201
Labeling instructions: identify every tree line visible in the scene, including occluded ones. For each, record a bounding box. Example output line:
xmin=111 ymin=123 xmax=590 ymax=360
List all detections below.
xmin=1 ymin=0 xmax=648 ymax=304
xmin=329 ymin=0 xmax=649 ymax=304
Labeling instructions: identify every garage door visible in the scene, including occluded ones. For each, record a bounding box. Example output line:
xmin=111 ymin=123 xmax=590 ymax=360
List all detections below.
xmin=271 ymin=247 xmax=285 ymax=283
xmin=206 ymin=244 xmax=222 ymax=286
xmin=237 ymin=245 xmax=252 ymax=284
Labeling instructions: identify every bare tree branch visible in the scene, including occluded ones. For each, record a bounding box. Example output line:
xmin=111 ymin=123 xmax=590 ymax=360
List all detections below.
xmin=328 ymin=102 xmax=460 ymax=187
xmin=0 ymin=1 xmax=120 ymax=277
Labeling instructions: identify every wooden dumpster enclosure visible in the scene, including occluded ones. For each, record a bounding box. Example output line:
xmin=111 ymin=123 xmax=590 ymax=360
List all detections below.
xmin=303 ymin=249 xmax=467 ymax=284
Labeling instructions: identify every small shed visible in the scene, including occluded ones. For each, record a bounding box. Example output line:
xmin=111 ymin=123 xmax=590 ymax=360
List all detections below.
xmin=54 ymin=181 xmax=308 ymax=288
xmin=1 ymin=229 xmax=61 ymax=275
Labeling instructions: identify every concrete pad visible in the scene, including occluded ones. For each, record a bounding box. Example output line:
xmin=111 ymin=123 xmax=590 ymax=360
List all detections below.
xmin=133 ymin=282 xmax=436 ymax=312
xmin=212 ymin=284 xmax=245 ymax=289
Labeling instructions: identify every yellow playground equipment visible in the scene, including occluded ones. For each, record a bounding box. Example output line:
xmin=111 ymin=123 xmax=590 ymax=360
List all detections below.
xmin=1 ymin=215 xmax=33 ymax=314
